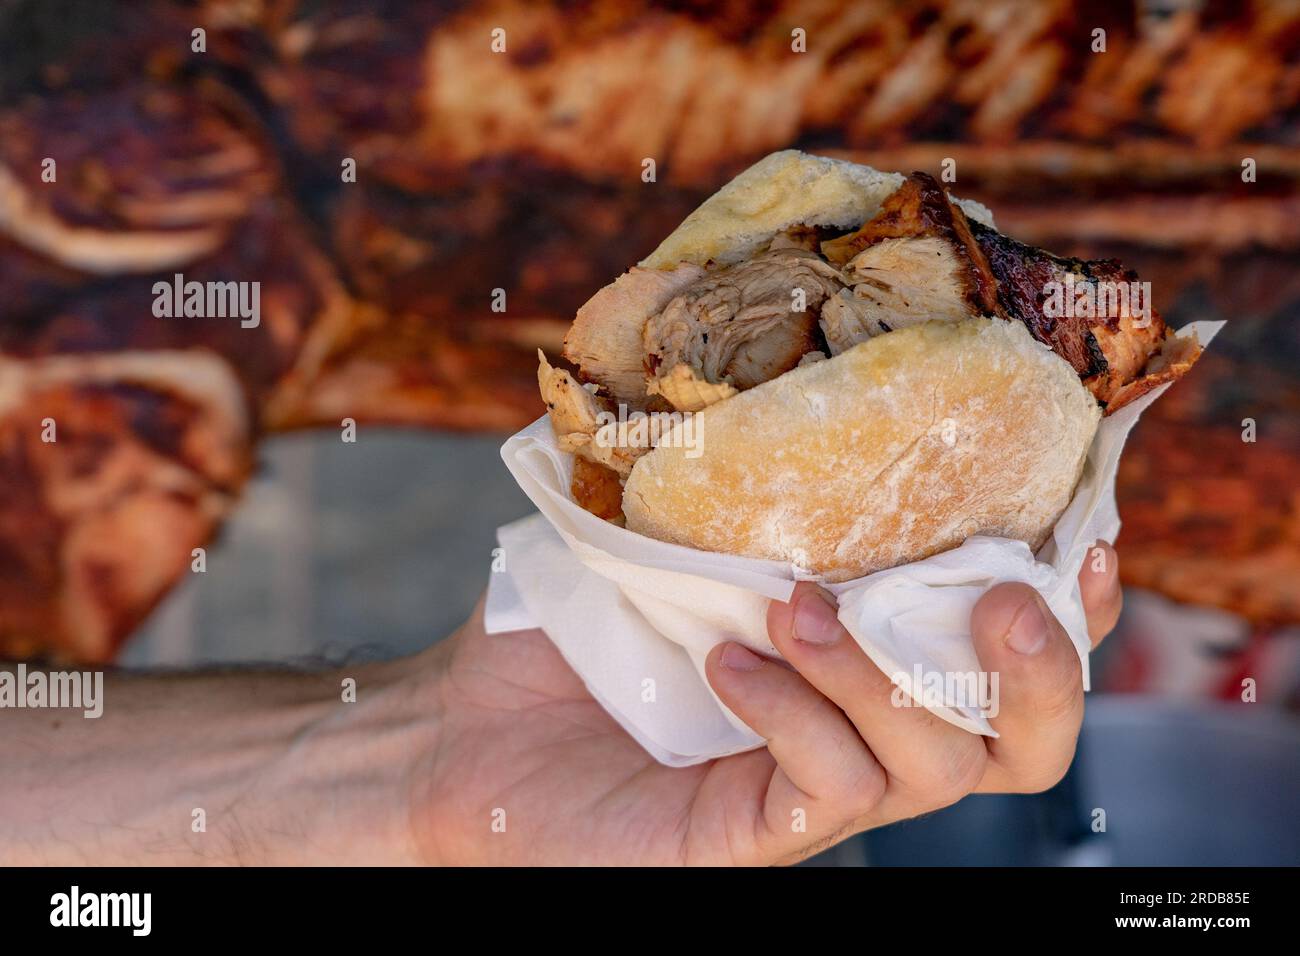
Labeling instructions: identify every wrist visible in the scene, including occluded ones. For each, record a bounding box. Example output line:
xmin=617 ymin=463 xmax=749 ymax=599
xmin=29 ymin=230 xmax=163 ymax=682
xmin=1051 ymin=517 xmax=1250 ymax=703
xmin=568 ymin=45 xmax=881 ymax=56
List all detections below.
xmin=250 ymin=648 xmax=448 ymax=865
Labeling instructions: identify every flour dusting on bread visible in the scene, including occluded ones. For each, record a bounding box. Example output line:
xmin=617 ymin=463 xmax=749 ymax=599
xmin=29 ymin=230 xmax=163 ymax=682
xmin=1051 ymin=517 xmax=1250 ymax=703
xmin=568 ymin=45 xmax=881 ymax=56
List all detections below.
xmin=623 ymin=319 xmax=1100 ymax=581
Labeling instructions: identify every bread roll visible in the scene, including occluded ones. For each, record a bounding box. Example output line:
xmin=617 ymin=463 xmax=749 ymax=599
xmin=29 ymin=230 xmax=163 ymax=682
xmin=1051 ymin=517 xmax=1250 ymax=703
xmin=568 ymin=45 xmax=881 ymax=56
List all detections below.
xmin=623 ymin=318 xmax=1101 ymax=582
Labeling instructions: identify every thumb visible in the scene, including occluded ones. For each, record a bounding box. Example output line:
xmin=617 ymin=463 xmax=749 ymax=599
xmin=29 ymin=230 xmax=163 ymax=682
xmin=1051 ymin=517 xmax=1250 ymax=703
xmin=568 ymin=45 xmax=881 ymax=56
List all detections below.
xmin=971 ymin=582 xmax=1085 ymax=794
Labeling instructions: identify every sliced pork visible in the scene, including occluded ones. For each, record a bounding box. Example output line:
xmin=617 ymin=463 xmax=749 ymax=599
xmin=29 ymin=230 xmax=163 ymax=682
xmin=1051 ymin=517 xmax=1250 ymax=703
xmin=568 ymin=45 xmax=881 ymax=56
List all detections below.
xmin=820 ymin=236 xmax=984 ymax=352
xmin=822 ymin=172 xmax=1001 ymax=310
xmin=817 ymin=173 xmax=1198 ymax=412
xmin=644 ymin=250 xmax=845 ymax=412
xmin=537 ymin=351 xmax=644 ymax=477
xmin=817 ymin=172 xmax=1002 ymax=355
xmin=562 ymin=264 xmax=708 ymax=409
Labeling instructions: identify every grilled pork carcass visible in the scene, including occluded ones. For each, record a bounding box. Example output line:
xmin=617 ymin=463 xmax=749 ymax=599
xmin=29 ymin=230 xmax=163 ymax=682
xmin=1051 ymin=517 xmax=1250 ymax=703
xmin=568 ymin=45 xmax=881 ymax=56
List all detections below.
xmin=230 ymin=0 xmax=1300 ymax=329
xmin=1119 ymin=419 xmax=1300 ymax=626
xmin=0 ymin=82 xmax=275 ymax=275
xmin=0 ymin=351 xmax=249 ymax=662
xmin=1115 ymin=345 xmax=1300 ymax=627
xmin=0 ymin=0 xmax=1291 ymax=661
xmin=194 ymin=0 xmax=1296 ymax=420
xmin=0 ymin=198 xmax=366 ymax=433
xmin=0 ymin=83 xmax=366 ymax=661
xmin=196 ymin=0 xmax=1300 ymax=337
xmin=216 ymin=0 xmax=1300 ymax=190
xmin=0 ymin=81 xmax=362 ymax=430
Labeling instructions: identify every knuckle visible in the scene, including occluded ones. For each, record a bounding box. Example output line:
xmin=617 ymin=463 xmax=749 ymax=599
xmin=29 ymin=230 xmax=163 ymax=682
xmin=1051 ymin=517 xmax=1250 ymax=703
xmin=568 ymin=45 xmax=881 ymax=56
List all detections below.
xmin=947 ymin=740 xmax=989 ymax=797
xmin=842 ymin=757 xmax=888 ymax=814
xmin=1013 ymin=743 xmax=1078 ymax=794
xmin=931 ymin=740 xmax=988 ymax=807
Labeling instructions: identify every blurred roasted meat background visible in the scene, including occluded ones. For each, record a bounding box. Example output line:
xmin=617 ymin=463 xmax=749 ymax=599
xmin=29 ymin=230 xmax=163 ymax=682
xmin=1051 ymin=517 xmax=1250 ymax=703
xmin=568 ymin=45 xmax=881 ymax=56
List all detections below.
xmin=1 ymin=0 xmax=1298 ymax=724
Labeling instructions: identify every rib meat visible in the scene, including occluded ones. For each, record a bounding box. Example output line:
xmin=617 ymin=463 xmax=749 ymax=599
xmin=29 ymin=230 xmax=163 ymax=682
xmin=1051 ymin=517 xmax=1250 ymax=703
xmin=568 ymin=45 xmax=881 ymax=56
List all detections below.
xmin=221 ymin=0 xmax=1300 ymax=189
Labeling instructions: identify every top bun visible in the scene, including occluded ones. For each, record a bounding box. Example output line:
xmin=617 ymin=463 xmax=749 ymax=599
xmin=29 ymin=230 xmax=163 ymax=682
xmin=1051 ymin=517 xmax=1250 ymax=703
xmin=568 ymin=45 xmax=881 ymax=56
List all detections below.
xmin=640 ymin=150 xmax=994 ymax=270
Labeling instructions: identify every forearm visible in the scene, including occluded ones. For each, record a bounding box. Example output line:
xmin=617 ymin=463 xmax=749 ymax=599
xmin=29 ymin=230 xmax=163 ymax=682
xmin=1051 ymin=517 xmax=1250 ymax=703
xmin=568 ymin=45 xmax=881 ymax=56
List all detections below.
xmin=0 ymin=653 xmax=442 ymax=865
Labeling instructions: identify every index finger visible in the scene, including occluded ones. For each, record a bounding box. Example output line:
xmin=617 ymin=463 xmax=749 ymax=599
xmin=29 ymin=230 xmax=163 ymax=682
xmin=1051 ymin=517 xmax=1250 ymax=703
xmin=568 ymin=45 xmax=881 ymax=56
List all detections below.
xmin=1078 ymin=540 xmax=1123 ymax=648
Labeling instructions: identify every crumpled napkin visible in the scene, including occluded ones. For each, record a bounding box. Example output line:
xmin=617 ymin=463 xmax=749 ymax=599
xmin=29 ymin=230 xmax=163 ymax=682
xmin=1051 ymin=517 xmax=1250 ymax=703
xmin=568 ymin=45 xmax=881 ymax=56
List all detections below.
xmin=485 ymin=321 xmax=1222 ymax=767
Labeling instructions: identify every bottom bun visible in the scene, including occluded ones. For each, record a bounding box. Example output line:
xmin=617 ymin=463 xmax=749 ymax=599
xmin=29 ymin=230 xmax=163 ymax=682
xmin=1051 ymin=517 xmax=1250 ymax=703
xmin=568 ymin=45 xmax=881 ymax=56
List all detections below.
xmin=622 ymin=318 xmax=1102 ymax=582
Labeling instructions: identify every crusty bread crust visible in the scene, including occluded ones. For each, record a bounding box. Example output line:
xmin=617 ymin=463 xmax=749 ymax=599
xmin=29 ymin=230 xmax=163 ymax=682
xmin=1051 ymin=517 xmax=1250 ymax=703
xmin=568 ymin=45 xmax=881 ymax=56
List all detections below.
xmin=623 ymin=318 xmax=1100 ymax=581
xmin=640 ymin=149 xmax=994 ymax=270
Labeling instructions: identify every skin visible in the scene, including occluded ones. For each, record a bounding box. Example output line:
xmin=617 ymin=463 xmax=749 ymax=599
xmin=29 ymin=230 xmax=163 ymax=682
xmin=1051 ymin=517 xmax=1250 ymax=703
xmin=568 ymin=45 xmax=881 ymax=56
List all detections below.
xmin=1 ymin=543 xmax=1122 ymax=866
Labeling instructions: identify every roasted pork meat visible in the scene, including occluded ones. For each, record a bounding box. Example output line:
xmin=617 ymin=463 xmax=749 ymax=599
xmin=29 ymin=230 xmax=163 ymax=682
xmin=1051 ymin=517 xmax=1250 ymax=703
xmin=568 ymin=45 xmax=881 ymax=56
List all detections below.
xmin=821 ymin=173 xmax=999 ymax=316
xmin=643 ymin=250 xmax=845 ymax=412
xmin=818 ymin=174 xmax=1200 ymax=412
xmin=562 ymin=264 xmax=708 ymax=411
xmin=537 ymin=351 xmax=643 ymax=479
xmin=820 ymin=172 xmax=1001 ymax=350
xmin=544 ymin=171 xmax=1203 ymax=520
xmin=1117 ymin=350 xmax=1300 ymax=625
xmin=0 ymin=82 xmax=275 ymax=275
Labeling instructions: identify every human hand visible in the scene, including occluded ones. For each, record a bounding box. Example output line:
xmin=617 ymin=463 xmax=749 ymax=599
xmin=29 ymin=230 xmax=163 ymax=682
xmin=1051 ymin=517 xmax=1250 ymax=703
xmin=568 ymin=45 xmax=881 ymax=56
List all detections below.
xmin=408 ymin=542 xmax=1122 ymax=865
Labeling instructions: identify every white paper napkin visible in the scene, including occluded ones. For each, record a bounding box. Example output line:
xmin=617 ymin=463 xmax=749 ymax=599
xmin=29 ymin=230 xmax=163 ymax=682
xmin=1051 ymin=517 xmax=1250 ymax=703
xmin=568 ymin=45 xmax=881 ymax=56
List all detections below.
xmin=485 ymin=321 xmax=1223 ymax=767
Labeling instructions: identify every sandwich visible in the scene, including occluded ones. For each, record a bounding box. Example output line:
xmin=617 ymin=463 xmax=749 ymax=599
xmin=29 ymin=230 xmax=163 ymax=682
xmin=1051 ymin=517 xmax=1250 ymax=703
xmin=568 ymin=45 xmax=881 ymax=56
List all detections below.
xmin=538 ymin=150 xmax=1202 ymax=582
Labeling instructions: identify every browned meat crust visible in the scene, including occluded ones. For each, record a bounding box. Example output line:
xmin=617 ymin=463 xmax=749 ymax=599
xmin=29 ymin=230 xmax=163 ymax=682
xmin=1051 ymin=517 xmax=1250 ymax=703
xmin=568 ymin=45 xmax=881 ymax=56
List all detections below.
xmin=0 ymin=82 xmax=275 ymax=274
xmin=1115 ymin=349 xmax=1300 ymax=625
xmin=1119 ymin=421 xmax=1300 ymax=625
xmin=0 ymin=81 xmax=362 ymax=662
xmin=818 ymin=173 xmax=1197 ymax=413
xmin=0 ymin=202 xmax=358 ymax=424
xmin=974 ymin=222 xmax=1115 ymax=380
xmin=971 ymin=220 xmax=1179 ymax=409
